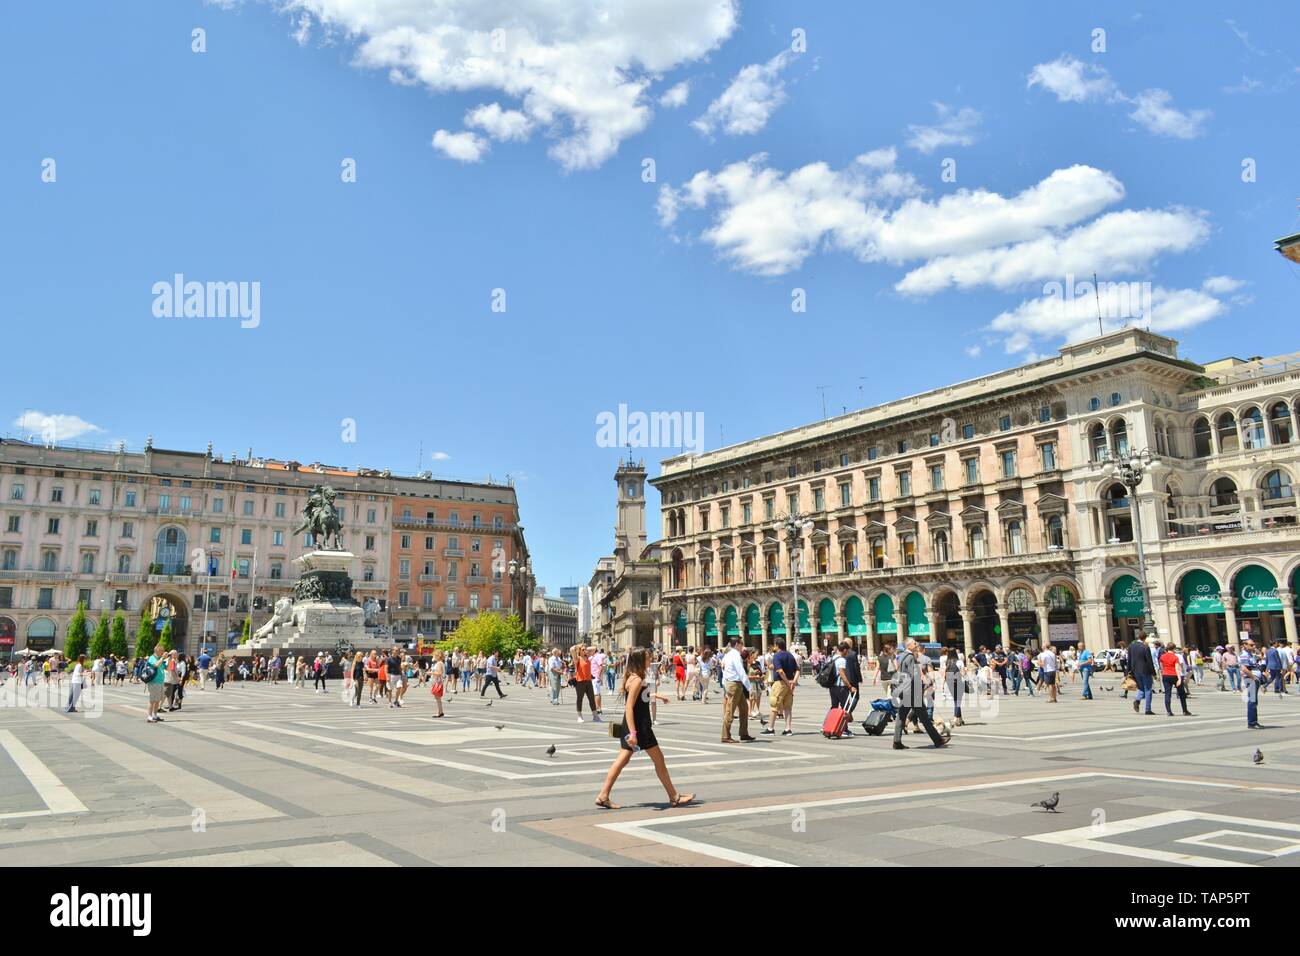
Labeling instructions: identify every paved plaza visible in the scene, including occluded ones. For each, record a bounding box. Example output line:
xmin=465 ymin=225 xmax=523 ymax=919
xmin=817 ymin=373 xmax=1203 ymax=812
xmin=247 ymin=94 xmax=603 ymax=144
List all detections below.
xmin=1 ymin=672 xmax=1298 ymax=867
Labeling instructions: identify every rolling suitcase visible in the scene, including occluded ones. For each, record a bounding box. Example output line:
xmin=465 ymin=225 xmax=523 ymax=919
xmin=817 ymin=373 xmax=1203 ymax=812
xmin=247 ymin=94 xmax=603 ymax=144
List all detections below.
xmin=861 ymin=709 xmax=889 ymax=735
xmin=821 ymin=692 xmax=857 ymax=738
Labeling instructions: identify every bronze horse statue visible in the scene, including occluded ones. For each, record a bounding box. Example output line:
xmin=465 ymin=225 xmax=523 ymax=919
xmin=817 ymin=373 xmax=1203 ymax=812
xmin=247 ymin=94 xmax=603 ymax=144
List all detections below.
xmin=294 ymin=484 xmax=344 ymax=550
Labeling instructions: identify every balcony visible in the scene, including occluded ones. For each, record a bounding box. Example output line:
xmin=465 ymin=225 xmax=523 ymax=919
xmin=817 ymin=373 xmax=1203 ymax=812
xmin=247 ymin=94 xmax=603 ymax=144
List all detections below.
xmin=418 ymin=573 xmax=442 ymax=583
xmin=148 ymin=573 xmax=194 ymax=585
xmin=466 ymin=575 xmax=487 ymax=584
xmin=147 ymin=506 xmax=204 ymax=517
xmin=443 ymin=548 xmax=464 ymax=558
xmin=107 ymin=573 xmax=144 ymax=585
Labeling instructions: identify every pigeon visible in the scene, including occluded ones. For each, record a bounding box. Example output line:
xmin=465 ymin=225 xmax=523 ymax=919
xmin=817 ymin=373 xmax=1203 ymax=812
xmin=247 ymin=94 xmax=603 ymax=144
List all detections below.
xmin=1253 ymin=749 xmax=1264 ymax=765
xmin=485 ymin=700 xmax=493 ymax=708
xmin=1030 ymin=792 xmax=1060 ymax=812
xmin=1103 ymin=685 xmax=1114 ymax=692
xmin=494 ymin=724 xmax=505 ymax=731
xmin=546 ymin=744 xmax=557 ymax=757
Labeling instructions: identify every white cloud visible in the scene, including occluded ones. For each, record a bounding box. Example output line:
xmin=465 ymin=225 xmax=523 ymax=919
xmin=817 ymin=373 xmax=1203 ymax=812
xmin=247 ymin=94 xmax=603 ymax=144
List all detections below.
xmin=905 ymin=103 xmax=982 ymax=154
xmin=989 ymin=285 xmax=1227 ymax=356
xmin=1127 ymin=88 xmax=1209 ymax=139
xmin=464 ymin=103 xmax=533 ymax=142
xmin=964 ymin=345 xmax=982 ymax=358
xmin=274 ymin=0 xmax=740 ymax=171
xmin=691 ymin=51 xmax=793 ymax=136
xmin=1028 ymin=54 xmax=1209 ymax=139
xmin=432 ymin=129 xmax=488 ymax=162
xmin=659 ymin=80 xmax=690 ymax=108
xmin=1201 ymin=275 xmax=1245 ymax=294
xmin=430 ymin=451 xmax=451 ymax=461
xmin=1027 ymin=55 xmax=1117 ymax=102
xmin=12 ymin=411 xmax=103 ymax=443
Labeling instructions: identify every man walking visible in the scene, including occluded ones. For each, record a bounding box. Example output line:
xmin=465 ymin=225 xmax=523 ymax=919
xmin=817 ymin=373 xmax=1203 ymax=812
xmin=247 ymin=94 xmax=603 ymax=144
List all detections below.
xmin=720 ymin=637 xmax=754 ymax=743
xmin=891 ymin=639 xmax=947 ymax=749
xmin=1128 ymin=633 xmax=1156 ymax=715
xmin=1241 ymin=637 xmax=1264 ymax=729
xmin=1037 ymin=643 xmax=1059 ymax=703
xmin=481 ymin=652 xmax=507 ymax=699
xmin=762 ymin=639 xmax=799 ymax=736
xmin=197 ymin=648 xmax=211 ymax=690
xmin=1077 ymin=643 xmax=1095 ymax=700
xmin=830 ymin=641 xmax=858 ymax=738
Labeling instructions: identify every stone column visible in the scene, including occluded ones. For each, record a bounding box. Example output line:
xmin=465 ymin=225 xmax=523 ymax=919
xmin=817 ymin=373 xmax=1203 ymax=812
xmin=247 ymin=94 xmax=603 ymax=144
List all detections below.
xmin=997 ymin=605 xmax=1011 ymax=650
xmin=1223 ymin=596 xmax=1239 ymax=646
xmin=866 ymin=612 xmax=877 ymax=655
xmin=1036 ymin=602 xmax=1051 ymax=650
xmin=1282 ymin=591 xmax=1299 ymax=647
xmin=960 ymin=609 xmax=975 ymax=654
xmin=834 ymin=612 xmax=846 ymax=649
xmin=760 ymin=620 xmax=769 ymax=654
xmin=896 ymin=607 xmax=909 ymax=646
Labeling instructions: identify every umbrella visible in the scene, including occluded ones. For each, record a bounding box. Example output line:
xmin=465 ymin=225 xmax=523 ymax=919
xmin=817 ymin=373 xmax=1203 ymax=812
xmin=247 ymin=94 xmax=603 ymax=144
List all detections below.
xmin=14 ymin=648 xmax=36 ymax=657
xmin=39 ymin=649 xmax=61 ymax=657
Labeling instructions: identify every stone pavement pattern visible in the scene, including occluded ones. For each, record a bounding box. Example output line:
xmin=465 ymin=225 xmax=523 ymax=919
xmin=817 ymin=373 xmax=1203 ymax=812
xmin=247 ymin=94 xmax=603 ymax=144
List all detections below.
xmin=2 ymin=671 xmax=1298 ymax=867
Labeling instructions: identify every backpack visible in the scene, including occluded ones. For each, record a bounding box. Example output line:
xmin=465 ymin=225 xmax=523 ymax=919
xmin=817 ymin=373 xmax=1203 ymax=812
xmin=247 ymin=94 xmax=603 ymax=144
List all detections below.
xmin=814 ymin=658 xmax=837 ymax=688
xmin=140 ymin=661 xmax=158 ymax=683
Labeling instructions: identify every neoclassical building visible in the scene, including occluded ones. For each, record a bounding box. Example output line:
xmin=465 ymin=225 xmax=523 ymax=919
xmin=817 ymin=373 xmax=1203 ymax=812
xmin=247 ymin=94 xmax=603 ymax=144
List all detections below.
xmin=651 ymin=328 xmax=1300 ymax=655
xmin=589 ymin=458 xmax=662 ymax=649
xmin=0 ymin=438 xmax=528 ymax=657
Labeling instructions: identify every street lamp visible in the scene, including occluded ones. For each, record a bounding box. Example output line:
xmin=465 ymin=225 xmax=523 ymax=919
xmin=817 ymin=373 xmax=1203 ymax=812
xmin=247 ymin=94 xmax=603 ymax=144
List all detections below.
xmin=777 ymin=512 xmax=814 ymax=652
xmin=1102 ymin=447 xmax=1161 ymax=640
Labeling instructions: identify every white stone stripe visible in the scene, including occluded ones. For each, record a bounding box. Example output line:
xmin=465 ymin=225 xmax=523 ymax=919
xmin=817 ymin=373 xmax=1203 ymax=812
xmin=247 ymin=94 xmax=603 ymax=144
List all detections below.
xmin=0 ymin=729 xmax=89 ymax=816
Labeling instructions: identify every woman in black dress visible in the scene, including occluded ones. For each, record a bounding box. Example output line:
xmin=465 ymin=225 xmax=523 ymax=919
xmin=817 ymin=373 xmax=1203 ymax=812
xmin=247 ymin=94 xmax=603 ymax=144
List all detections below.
xmin=595 ymin=648 xmax=695 ymax=810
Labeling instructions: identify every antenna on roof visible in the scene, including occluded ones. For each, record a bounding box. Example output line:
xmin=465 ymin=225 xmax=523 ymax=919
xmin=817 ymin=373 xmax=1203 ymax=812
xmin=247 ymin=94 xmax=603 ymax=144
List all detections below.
xmin=816 ymin=385 xmax=828 ymax=420
xmin=1093 ymin=272 xmax=1103 ymax=336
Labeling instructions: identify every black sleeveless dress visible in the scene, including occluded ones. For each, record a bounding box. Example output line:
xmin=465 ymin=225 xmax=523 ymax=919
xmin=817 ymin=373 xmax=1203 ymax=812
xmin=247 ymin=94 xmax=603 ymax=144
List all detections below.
xmin=621 ymin=681 xmax=657 ymax=751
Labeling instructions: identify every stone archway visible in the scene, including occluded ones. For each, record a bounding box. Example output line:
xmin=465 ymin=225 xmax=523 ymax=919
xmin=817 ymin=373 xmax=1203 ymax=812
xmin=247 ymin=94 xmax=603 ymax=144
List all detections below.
xmin=144 ymin=593 xmax=189 ymax=653
xmin=968 ymin=588 xmax=999 ymax=649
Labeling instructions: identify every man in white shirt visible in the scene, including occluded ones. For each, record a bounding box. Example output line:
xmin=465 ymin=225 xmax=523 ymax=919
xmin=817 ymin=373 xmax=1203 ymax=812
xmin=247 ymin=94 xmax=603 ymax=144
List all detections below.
xmin=547 ymin=649 xmax=563 ymax=705
xmin=1037 ymin=645 xmax=1059 ymax=703
xmin=720 ymin=638 xmax=753 ymax=743
xmin=590 ymin=648 xmax=607 ymax=711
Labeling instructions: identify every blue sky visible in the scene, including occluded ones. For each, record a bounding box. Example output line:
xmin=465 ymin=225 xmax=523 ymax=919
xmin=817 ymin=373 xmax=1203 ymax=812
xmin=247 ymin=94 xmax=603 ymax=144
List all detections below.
xmin=2 ymin=1 xmax=1298 ymax=592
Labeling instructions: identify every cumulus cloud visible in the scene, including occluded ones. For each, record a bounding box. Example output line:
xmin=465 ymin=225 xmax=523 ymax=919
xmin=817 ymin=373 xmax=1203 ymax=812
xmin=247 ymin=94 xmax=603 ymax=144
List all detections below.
xmin=1028 ymin=54 xmax=1209 ymax=138
xmin=906 ymin=103 xmax=982 ymax=153
xmin=275 ymin=0 xmax=740 ymax=170
xmin=1201 ymin=275 xmax=1245 ymax=294
xmin=464 ymin=103 xmax=533 ymax=142
xmin=431 ymin=451 xmax=451 ymax=461
xmin=432 ymin=129 xmax=489 ymax=162
xmin=692 ymin=51 xmax=793 ymax=136
xmin=12 ymin=411 xmax=103 ymax=443
xmin=659 ymin=80 xmax=690 ymax=108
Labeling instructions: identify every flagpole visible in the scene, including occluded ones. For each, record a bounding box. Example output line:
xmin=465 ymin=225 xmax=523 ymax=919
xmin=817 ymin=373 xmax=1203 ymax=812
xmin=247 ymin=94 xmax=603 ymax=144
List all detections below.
xmin=225 ymin=552 xmax=237 ymax=648
xmin=248 ymin=546 xmax=258 ymax=646
xmin=202 ymin=564 xmax=212 ymax=647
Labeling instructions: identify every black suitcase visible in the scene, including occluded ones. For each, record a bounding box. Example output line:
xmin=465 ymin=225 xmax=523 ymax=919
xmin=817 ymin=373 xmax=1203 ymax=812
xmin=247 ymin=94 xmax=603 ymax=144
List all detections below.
xmin=861 ymin=709 xmax=889 ymax=736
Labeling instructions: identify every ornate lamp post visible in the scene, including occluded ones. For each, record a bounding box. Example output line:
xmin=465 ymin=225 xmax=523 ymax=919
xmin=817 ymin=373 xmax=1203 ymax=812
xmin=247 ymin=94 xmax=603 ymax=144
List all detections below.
xmin=508 ymin=559 xmax=533 ymax=631
xmin=777 ymin=512 xmax=814 ymax=652
xmin=1103 ymin=447 xmax=1161 ymax=639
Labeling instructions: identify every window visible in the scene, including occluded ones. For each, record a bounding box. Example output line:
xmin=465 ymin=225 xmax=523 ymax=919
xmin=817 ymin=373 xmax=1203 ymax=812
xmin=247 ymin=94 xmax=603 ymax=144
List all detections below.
xmin=367 ymin=508 xmax=377 ymax=523
xmin=764 ymin=498 xmax=775 ymax=520
xmin=471 ymin=539 xmax=481 ymax=552
xmin=787 ymin=493 xmax=799 ymax=513
xmin=37 ymin=588 xmax=54 ymax=609
xmin=212 ymin=497 xmax=223 ymax=513
xmin=41 ymin=551 xmax=57 ymax=571
xmin=813 ymin=488 xmax=824 ymax=511
xmin=398 ymin=591 xmax=409 ymax=608
xmin=1006 ymin=520 xmax=1025 ymax=555
xmin=121 ymin=521 xmax=133 ymax=538
xmin=492 ymin=594 xmax=502 ymax=610
xmin=897 ymin=439 xmax=909 ymax=454
xmin=88 ymin=489 xmax=101 ymax=505
xmin=80 ymin=553 xmax=95 ymax=574
xmin=1217 ymin=412 xmax=1239 ymax=453
xmin=867 ymin=447 xmax=879 ymax=461
xmin=933 ymin=530 xmax=949 ymax=563
xmin=869 ymin=537 xmax=885 ymax=569
xmin=238 ymin=529 xmax=250 ymax=545
xmin=240 ymin=500 xmax=252 ymax=516
xmin=117 ymin=554 xmax=131 ymax=573
xmin=274 ymin=502 xmax=286 ymax=518
xmin=839 ymin=483 xmax=852 ymax=507
xmin=1269 ymin=402 xmax=1292 ymax=445
xmin=447 ymin=592 xmax=457 ymax=608
xmin=47 ymin=518 xmax=60 ymax=534
xmin=868 ymin=477 xmax=880 ymax=502
xmin=6 ymin=516 xmax=18 ymax=533
xmin=964 ymin=458 xmax=978 ymax=485
xmin=1089 ymin=397 xmax=1101 ymax=412
xmin=270 ymin=562 xmax=282 ymax=579
xmin=423 ymin=591 xmax=433 ymax=609
xmin=469 ymin=592 xmax=480 ymax=610
xmin=1 ymin=550 xmax=16 ymax=571
xmin=124 ymin=491 xmax=136 ymax=507
xmin=787 ymin=465 xmax=797 ymax=479
xmin=900 ymin=533 xmax=916 ymax=566
xmin=1039 ymin=406 xmax=1051 ymax=423
xmin=742 ymin=502 xmax=752 ymax=524
xmin=238 ymin=559 xmax=250 ymax=579
xmin=210 ymin=528 xmax=221 ymax=543
xmin=840 ymin=453 xmax=850 ymax=467
xmin=1001 ymin=450 xmax=1017 ymax=478
xmin=962 ymin=424 xmax=974 ymax=440
xmin=273 ymin=530 xmax=283 ymax=546
xmin=113 ymin=589 xmax=128 ymax=610
xmin=85 ymin=519 xmax=98 ymax=537
xmin=1261 ymin=469 xmax=1294 ymax=503
xmin=1242 ymin=407 xmax=1266 ymax=450
xmin=897 ymin=471 xmax=911 ymax=497
xmin=400 ymin=534 xmax=411 ymax=549
xmin=930 ymin=464 xmax=944 ymax=491
xmin=493 ymin=516 xmax=504 ymax=529
xmin=399 ymin=559 xmax=410 ymax=579
xmin=1041 ymin=442 xmax=1056 ymax=471
xmin=1110 ymin=392 xmax=1122 ymax=407
xmin=365 ymin=534 xmax=376 ymax=551
xmin=969 ymin=526 xmax=986 ymax=559
xmin=180 ymin=496 xmax=191 ymax=512
xmin=1046 ymin=515 xmax=1065 ymax=549
xmin=998 ymin=415 xmax=1011 ymax=432
xmin=9 ymin=484 xmax=23 ymax=501
xmin=929 ymin=433 xmax=940 ymax=447
xmin=0 ymin=587 xmax=11 ymax=608
xmin=159 ymin=494 xmax=170 ymax=512
xmin=1193 ymin=418 xmax=1213 ymax=457
xmin=51 ymin=487 xmax=63 ymax=503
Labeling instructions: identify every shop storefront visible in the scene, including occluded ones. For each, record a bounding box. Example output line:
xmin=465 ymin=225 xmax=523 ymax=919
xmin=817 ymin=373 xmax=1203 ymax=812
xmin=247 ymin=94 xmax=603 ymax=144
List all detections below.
xmin=1110 ymin=574 xmax=1145 ymax=645
xmin=1179 ymin=569 xmax=1226 ymax=652
xmin=1234 ymin=565 xmax=1284 ymax=644
xmin=873 ymin=594 xmax=897 ymax=644
xmin=905 ymin=591 xmax=929 ymax=638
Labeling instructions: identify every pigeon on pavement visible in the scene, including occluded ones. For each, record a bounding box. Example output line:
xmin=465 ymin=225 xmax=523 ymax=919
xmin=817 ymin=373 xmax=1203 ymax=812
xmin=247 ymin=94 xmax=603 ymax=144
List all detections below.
xmin=546 ymin=744 xmax=557 ymax=757
xmin=1030 ymin=792 xmax=1061 ymax=812
xmin=1253 ymin=749 xmax=1264 ymax=765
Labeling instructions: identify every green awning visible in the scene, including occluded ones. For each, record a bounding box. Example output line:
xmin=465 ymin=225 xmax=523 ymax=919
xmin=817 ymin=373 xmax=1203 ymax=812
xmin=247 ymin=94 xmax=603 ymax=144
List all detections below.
xmin=905 ymin=591 xmax=929 ymax=636
xmin=1179 ymin=569 xmax=1223 ymax=616
xmin=873 ymin=594 xmax=896 ymax=634
xmin=745 ymin=603 xmax=761 ymax=636
xmin=845 ymin=596 xmax=866 ymax=636
xmin=818 ymin=598 xmax=837 ymax=634
xmin=1235 ymin=565 xmax=1282 ymax=612
xmin=703 ymin=607 xmax=718 ymax=637
xmin=1111 ymin=574 xmax=1145 ymax=619
xmin=767 ymin=602 xmax=786 ymax=636
xmin=797 ymin=599 xmax=812 ymax=634
xmin=724 ymin=606 xmax=739 ymax=636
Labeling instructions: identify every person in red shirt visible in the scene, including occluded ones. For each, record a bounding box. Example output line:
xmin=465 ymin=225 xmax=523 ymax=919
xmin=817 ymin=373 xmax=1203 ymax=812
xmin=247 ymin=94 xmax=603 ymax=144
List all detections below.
xmin=1159 ymin=643 xmax=1192 ymax=717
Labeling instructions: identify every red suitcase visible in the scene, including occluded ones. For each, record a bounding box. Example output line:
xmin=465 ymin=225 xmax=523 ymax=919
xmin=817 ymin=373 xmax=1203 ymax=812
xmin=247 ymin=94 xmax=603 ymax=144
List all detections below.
xmin=821 ymin=692 xmax=856 ymax=738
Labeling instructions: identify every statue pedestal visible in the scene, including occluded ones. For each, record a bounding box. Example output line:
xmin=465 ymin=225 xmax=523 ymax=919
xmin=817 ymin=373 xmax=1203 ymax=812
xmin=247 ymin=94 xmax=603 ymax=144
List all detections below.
xmin=239 ymin=550 xmax=390 ymax=655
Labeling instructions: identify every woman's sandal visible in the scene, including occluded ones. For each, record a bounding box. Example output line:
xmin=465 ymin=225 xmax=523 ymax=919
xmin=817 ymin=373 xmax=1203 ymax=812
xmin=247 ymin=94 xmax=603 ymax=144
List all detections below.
xmin=594 ymin=797 xmax=621 ymax=810
xmin=669 ymin=792 xmax=696 ymax=808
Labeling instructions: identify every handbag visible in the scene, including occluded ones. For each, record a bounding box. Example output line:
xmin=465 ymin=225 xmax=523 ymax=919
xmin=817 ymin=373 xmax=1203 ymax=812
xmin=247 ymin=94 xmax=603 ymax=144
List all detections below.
xmin=431 ymin=682 xmax=444 ymax=698
xmin=1121 ymin=675 xmax=1137 ymax=692
xmin=607 ymin=719 xmax=626 ymax=738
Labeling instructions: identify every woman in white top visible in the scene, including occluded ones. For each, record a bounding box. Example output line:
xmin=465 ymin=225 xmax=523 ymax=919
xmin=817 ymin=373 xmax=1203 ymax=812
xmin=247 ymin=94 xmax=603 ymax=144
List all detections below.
xmin=684 ymin=648 xmax=698 ymax=699
xmin=66 ymin=655 xmax=86 ymax=713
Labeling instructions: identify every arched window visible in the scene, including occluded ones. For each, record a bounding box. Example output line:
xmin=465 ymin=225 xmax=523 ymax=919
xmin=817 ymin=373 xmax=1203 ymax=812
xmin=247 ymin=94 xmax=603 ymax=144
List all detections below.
xmin=1105 ymin=484 xmax=1132 ymax=542
xmin=814 ymin=545 xmax=828 ymax=575
xmin=1154 ymin=423 xmax=1167 ymax=456
xmin=765 ymin=552 xmax=778 ymax=580
xmin=1006 ymin=587 xmax=1034 ymax=612
xmin=841 ymin=541 xmax=856 ymax=572
xmin=117 ymin=553 xmax=131 ymax=573
xmin=1270 ymin=402 xmax=1292 ymax=445
xmin=1006 ymin=520 xmax=1025 ymax=555
xmin=701 ymin=561 xmax=712 ymax=586
xmin=1217 ymin=412 xmax=1239 ymax=453
xmin=1210 ymin=476 xmax=1238 ymax=509
xmin=1241 ymin=406 xmax=1265 ymax=449
xmin=968 ymin=526 xmax=986 ymax=559
xmin=1110 ymin=419 xmax=1129 ymax=458
xmin=899 ymin=533 xmax=916 ymax=566
xmin=1046 ymin=515 xmax=1065 ymax=549
xmin=154 ymin=527 xmax=187 ymax=575
xmin=721 ymin=558 xmax=733 ymax=584
xmin=1261 ymin=469 xmax=1294 ymax=505
xmin=869 ymin=536 xmax=886 ymax=569
xmin=1192 ymin=417 xmax=1213 ymax=457
xmin=1090 ymin=423 xmax=1108 ymax=462
xmin=932 ymin=530 xmax=949 ymax=563
xmin=1165 ymin=420 xmax=1178 ymax=458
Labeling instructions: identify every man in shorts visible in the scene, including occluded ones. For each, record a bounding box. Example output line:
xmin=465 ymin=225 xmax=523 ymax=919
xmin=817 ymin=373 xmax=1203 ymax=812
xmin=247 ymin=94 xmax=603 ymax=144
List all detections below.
xmin=1037 ymin=643 xmax=1059 ymax=703
xmin=762 ymin=639 xmax=799 ymax=736
xmin=145 ymin=643 xmax=167 ymax=723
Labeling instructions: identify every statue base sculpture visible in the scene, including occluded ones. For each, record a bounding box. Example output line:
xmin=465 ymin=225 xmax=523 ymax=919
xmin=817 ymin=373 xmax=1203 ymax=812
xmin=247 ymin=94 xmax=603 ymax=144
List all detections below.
xmin=237 ymin=551 xmax=391 ymax=654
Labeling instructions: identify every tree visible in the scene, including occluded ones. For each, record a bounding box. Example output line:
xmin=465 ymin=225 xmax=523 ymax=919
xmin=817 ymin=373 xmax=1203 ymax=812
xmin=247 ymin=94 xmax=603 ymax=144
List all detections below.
xmin=239 ymin=618 xmax=251 ymax=645
xmin=443 ymin=612 xmax=538 ymax=658
xmin=110 ymin=613 xmax=129 ymax=659
xmin=64 ymin=602 xmax=90 ymax=661
xmin=88 ymin=613 xmax=111 ymax=659
xmin=136 ymin=611 xmax=154 ymax=655
xmin=158 ymin=618 xmax=174 ymax=653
